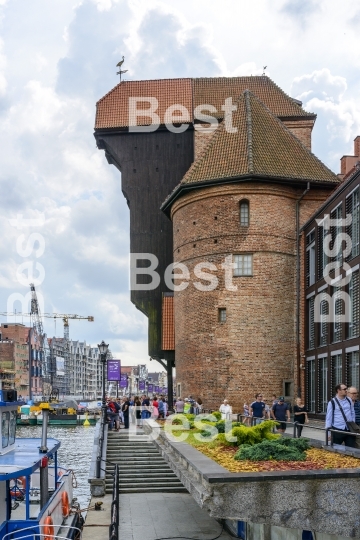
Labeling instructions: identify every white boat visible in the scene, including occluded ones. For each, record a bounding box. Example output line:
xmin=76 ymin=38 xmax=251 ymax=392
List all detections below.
xmin=0 ymin=392 xmax=84 ymax=539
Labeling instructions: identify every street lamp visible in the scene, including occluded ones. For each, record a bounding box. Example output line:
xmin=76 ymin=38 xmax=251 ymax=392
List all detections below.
xmin=98 ymin=340 xmax=109 ymax=414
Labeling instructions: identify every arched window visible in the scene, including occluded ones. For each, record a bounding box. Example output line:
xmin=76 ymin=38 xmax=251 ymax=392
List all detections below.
xmin=240 ymin=200 xmax=249 ymax=226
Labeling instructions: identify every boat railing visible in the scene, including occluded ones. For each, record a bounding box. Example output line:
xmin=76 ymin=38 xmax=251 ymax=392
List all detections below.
xmin=2 ymin=523 xmax=82 ymax=540
xmin=109 ymin=463 xmax=119 ymax=540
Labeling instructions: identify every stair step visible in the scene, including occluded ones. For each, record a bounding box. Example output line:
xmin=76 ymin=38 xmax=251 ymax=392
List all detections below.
xmin=113 ymin=486 xmax=188 ymax=494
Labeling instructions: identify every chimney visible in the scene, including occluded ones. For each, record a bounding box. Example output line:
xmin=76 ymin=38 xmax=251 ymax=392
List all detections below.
xmin=340 ymin=135 xmax=360 ymax=177
xmin=354 ymin=136 xmax=360 ymax=158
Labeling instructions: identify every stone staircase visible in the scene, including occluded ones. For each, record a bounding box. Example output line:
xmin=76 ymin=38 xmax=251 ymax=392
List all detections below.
xmin=105 ymin=430 xmax=187 ymax=494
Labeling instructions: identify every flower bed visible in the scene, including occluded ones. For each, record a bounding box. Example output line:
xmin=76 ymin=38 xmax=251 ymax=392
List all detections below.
xmin=162 ymin=416 xmax=360 ymax=473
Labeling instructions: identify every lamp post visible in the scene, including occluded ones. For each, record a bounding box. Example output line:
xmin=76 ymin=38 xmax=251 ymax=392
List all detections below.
xmin=98 ymin=340 xmax=109 ymax=416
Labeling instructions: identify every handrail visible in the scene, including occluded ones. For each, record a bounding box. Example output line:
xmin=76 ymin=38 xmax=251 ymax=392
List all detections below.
xmin=109 ymin=464 xmax=119 ymax=540
xmin=96 ymin=408 xmax=106 ymax=478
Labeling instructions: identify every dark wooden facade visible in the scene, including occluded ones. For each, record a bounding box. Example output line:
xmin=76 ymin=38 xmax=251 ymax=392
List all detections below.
xmin=303 ymin=168 xmax=360 ymax=418
xmin=94 ymin=128 xmax=194 ymax=360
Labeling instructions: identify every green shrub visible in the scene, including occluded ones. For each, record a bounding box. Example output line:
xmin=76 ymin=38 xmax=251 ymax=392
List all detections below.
xmin=234 ymin=438 xmax=310 ymax=461
xmin=185 ymin=414 xmax=195 ymax=422
xmin=212 ymin=411 xmax=222 ymax=421
xmin=229 ymin=421 xmax=279 ymax=446
xmin=215 ymin=420 xmax=242 ymax=433
xmin=217 ymin=433 xmax=237 ymax=446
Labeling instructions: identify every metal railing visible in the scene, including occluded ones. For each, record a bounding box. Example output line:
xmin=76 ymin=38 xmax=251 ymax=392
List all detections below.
xmin=96 ymin=408 xmax=106 ymax=478
xmin=2 ymin=524 xmax=82 ymax=540
xmin=109 ymin=464 xmax=119 ymax=540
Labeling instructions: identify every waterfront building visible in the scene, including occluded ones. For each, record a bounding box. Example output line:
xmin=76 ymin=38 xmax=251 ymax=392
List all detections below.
xmin=95 ymin=76 xmax=342 ymax=411
xmin=303 ymin=139 xmax=360 ymax=418
xmin=0 ymin=323 xmax=41 ymax=398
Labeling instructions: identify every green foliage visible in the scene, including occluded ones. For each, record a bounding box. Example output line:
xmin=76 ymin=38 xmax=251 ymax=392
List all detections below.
xmin=185 ymin=414 xmax=196 ymax=421
xmin=234 ymin=438 xmax=311 ymax=461
xmin=212 ymin=411 xmax=222 ymax=421
xmin=229 ymin=420 xmax=279 ymax=446
xmin=215 ymin=420 xmax=242 ymax=433
xmin=217 ymin=433 xmax=237 ymax=446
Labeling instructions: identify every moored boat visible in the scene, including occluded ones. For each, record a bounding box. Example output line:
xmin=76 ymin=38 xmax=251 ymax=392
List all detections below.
xmin=0 ymin=393 xmax=84 ymax=539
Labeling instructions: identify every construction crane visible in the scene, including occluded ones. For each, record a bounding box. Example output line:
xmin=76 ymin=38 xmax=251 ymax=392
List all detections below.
xmin=0 ymin=285 xmax=94 ymax=398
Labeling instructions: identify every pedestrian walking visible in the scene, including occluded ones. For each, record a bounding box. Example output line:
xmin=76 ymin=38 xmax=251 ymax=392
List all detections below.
xmin=219 ymin=399 xmax=232 ymax=420
xmin=122 ymin=396 xmax=130 ymax=429
xmin=134 ymin=396 xmax=142 ymax=427
xmin=243 ymin=403 xmax=250 ymax=425
xmin=293 ymin=397 xmax=308 ymax=437
xmin=271 ymin=396 xmax=290 ymax=432
xmin=158 ymin=398 xmax=165 ymax=419
xmin=347 ymin=387 xmax=360 ymax=425
xmin=325 ymin=384 xmax=356 ymax=448
xmin=151 ymin=395 xmax=159 ymax=418
xmin=175 ymin=397 xmax=184 ymax=413
xmin=346 ymin=386 xmax=360 ymax=448
xmin=250 ymin=393 xmax=265 ymax=424
xmin=162 ymin=398 xmax=168 ymax=418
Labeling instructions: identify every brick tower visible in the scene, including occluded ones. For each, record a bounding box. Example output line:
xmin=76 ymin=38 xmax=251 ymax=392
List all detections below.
xmin=161 ymin=91 xmax=340 ymax=411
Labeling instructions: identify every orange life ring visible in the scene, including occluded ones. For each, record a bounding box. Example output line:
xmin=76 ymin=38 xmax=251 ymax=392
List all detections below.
xmin=61 ymin=490 xmax=70 ymax=517
xmin=44 ymin=515 xmax=54 ymax=540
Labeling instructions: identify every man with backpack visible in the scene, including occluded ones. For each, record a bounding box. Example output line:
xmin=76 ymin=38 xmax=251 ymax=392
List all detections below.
xmin=325 ymin=384 xmax=356 ymax=448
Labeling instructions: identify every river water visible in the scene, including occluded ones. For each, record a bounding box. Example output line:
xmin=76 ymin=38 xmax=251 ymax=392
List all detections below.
xmin=17 ymin=424 xmax=95 ymax=510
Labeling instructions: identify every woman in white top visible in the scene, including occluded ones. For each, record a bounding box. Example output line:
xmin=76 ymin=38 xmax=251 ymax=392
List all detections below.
xmin=219 ymin=399 xmax=232 ymax=420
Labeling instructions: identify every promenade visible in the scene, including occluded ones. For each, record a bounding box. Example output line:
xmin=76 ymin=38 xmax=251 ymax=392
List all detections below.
xmin=83 ymin=492 xmax=232 ymax=540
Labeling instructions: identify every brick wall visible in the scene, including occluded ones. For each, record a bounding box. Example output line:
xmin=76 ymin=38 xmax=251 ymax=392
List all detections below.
xmin=171 ymin=182 xmax=333 ymax=412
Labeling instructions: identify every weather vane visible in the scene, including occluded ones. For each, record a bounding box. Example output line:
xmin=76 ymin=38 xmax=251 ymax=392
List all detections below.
xmin=262 ymin=65 xmax=267 ymax=76
xmin=116 ymin=56 xmax=128 ymax=82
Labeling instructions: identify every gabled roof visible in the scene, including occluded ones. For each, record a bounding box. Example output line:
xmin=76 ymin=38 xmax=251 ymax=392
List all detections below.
xmin=95 ymin=76 xmax=314 ymax=130
xmin=180 ymin=90 xmax=339 ymax=187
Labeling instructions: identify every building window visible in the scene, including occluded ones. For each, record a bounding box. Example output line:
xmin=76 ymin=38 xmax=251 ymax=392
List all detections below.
xmin=317 ymin=223 xmax=328 ymax=280
xmin=331 ymin=354 xmax=342 ymax=390
xmin=347 ymin=351 xmax=359 ymax=388
xmin=331 ymin=204 xmax=343 ymax=265
xmin=307 ymin=358 xmax=315 ymax=412
xmin=348 ymin=271 xmax=359 ymax=339
xmin=308 ymin=297 xmax=315 ymax=349
xmin=346 ymin=188 xmax=359 ymax=259
xmin=333 ymin=288 xmax=343 ymax=343
xmin=218 ymin=308 xmax=227 ymax=323
xmin=319 ymin=297 xmax=328 ymax=347
xmin=239 ymin=200 xmax=249 ymax=226
xmin=306 ymin=234 xmax=316 ymax=287
xmin=233 ymin=255 xmax=252 ymax=276
xmin=318 ymin=357 xmax=328 ymax=413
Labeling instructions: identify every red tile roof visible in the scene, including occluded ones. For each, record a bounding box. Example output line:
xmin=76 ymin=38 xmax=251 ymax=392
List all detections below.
xmin=162 ymin=294 xmax=174 ymax=351
xmin=180 ymin=90 xmax=339 ymax=186
xmin=95 ymin=79 xmax=192 ymax=129
xmin=95 ymin=76 xmax=314 ymax=130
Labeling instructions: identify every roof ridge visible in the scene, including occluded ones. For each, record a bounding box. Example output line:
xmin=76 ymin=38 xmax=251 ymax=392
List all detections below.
xmin=244 ymin=90 xmax=254 ymax=174
xmin=246 ymin=90 xmax=337 ymax=178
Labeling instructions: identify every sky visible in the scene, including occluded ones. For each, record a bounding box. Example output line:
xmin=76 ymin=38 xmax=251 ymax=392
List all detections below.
xmin=0 ymin=0 xmax=360 ymax=368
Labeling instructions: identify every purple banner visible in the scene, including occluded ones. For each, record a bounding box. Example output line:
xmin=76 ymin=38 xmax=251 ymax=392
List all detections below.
xmin=148 ymin=384 xmax=153 ymax=393
xmin=119 ymin=374 xmax=128 ymax=388
xmin=107 ymin=360 xmax=121 ymax=381
xmin=155 ymin=386 xmax=159 ymax=393
xmin=139 ymin=380 xmax=145 ymax=391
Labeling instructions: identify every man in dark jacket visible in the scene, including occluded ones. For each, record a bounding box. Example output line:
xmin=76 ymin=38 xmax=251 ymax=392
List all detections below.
xmin=271 ymin=396 xmax=290 ymax=432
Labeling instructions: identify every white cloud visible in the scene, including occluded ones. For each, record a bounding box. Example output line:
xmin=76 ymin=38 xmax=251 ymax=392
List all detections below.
xmin=291 ymin=68 xmax=360 ymax=171
xmin=0 ymin=38 xmax=7 ymax=96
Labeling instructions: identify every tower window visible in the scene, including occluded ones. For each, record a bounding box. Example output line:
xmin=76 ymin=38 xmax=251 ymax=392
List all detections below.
xmin=218 ymin=308 xmax=227 ymax=323
xmin=233 ymin=254 xmax=252 ymax=276
xmin=240 ymin=200 xmax=249 ymax=226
